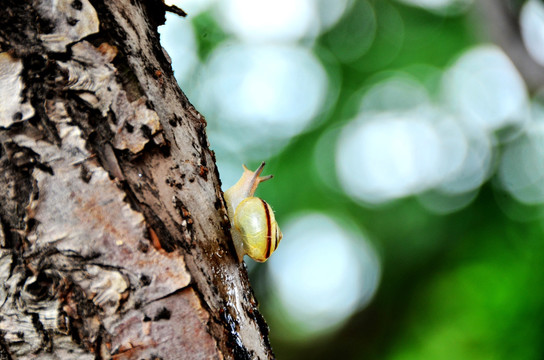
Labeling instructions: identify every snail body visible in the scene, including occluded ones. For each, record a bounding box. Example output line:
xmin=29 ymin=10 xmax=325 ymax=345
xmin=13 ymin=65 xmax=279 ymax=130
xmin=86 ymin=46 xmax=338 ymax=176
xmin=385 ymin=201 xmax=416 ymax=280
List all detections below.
xmin=224 ymin=162 xmax=282 ymax=262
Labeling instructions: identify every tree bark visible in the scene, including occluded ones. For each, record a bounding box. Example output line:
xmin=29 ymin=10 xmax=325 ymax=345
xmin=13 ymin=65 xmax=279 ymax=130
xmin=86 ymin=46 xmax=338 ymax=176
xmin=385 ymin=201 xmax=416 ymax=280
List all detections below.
xmin=0 ymin=1 xmax=273 ymax=359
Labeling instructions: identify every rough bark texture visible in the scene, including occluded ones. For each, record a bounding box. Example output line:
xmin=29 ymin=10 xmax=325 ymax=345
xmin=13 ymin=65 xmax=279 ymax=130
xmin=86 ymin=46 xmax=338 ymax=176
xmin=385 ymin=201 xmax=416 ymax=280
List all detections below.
xmin=0 ymin=0 xmax=272 ymax=359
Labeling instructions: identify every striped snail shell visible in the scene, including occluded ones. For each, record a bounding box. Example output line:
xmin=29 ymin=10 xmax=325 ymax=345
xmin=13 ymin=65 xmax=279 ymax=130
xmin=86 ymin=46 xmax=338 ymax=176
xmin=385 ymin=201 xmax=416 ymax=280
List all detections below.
xmin=224 ymin=162 xmax=282 ymax=262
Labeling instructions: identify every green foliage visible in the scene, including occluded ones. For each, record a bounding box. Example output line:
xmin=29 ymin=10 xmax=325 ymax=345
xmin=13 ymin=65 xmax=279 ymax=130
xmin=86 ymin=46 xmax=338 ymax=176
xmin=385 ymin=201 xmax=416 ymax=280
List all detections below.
xmin=191 ymin=12 xmax=227 ymax=61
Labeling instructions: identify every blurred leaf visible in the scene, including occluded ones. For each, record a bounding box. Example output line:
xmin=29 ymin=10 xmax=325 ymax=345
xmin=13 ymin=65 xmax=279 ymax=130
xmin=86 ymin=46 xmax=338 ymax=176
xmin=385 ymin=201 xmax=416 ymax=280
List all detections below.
xmin=191 ymin=11 xmax=228 ymax=60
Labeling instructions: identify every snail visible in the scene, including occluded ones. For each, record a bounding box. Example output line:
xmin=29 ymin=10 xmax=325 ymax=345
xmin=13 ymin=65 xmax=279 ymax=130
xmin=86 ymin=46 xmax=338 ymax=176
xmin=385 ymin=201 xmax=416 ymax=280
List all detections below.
xmin=224 ymin=162 xmax=282 ymax=262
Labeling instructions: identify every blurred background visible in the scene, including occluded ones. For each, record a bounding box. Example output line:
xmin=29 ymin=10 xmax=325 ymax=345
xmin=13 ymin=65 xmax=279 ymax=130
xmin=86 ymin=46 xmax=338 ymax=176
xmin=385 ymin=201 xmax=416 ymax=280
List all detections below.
xmin=160 ymin=0 xmax=544 ymax=358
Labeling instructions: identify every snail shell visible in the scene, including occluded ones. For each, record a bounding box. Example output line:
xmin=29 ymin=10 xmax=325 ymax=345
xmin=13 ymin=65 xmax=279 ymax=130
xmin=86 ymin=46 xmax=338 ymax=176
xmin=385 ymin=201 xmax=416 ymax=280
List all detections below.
xmin=233 ymin=197 xmax=282 ymax=262
xmin=224 ymin=162 xmax=282 ymax=262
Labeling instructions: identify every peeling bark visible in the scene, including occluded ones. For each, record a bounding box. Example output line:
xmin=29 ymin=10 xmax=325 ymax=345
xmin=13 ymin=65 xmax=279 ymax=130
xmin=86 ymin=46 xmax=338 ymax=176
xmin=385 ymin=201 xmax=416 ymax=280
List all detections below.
xmin=0 ymin=1 xmax=273 ymax=359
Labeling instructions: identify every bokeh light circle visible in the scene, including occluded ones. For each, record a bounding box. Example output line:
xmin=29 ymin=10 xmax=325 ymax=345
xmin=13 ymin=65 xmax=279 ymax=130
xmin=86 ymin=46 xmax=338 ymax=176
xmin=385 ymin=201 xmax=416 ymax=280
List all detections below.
xmin=196 ymin=42 xmax=328 ymax=158
xmin=268 ymin=213 xmax=380 ymax=337
xmin=315 ymin=0 xmax=352 ymax=32
xmin=336 ymin=110 xmax=468 ymax=204
xmin=218 ymin=0 xmax=317 ymax=42
xmin=436 ymin=126 xmax=494 ymax=195
xmin=337 ymin=113 xmax=441 ymax=203
xmin=499 ymin=121 xmax=544 ymax=205
xmin=218 ymin=0 xmax=351 ymax=43
xmin=324 ymin=0 xmax=377 ymax=63
xmin=520 ymin=0 xmax=544 ymax=67
xmin=395 ymin=0 xmax=473 ymax=15
xmin=442 ymin=45 xmax=528 ymax=132
xmin=418 ymin=189 xmax=479 ymax=215
xmin=359 ymin=75 xmax=431 ymax=113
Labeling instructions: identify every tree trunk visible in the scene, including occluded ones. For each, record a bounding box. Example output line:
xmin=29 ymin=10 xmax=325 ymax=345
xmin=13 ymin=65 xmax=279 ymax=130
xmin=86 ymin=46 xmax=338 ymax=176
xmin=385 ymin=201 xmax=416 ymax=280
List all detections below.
xmin=0 ymin=0 xmax=273 ymax=359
